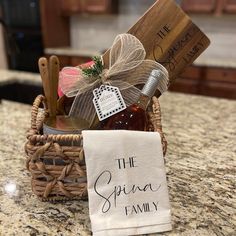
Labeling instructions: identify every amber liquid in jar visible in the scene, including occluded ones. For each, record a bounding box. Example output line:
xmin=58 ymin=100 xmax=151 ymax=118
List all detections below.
xmin=101 ymin=69 xmax=164 ymax=131
xmin=101 ymin=95 xmax=149 ymax=131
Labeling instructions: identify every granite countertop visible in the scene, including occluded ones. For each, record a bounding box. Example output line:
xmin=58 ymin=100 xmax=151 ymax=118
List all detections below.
xmin=0 ymin=69 xmax=41 ymax=86
xmin=0 ymin=92 xmax=235 ymax=235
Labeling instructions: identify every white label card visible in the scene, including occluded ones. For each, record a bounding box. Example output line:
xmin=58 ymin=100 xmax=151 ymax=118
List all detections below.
xmin=93 ymin=85 xmax=127 ymax=121
xmin=82 ymin=130 xmax=172 ymax=236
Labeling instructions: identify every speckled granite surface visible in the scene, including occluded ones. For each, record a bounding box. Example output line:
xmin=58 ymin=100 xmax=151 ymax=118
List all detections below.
xmin=0 ymin=69 xmax=41 ymax=86
xmin=0 ymin=92 xmax=235 ymax=235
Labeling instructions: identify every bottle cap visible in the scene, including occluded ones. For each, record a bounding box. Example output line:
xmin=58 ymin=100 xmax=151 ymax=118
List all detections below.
xmin=141 ymin=69 xmax=165 ymax=97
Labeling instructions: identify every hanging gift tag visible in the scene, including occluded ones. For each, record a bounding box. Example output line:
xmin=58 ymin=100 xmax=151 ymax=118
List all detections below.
xmin=93 ymin=85 xmax=127 ymax=121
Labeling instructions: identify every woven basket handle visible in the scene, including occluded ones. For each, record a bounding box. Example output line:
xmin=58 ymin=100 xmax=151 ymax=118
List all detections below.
xmin=31 ymin=95 xmax=48 ymax=132
xmin=151 ymin=97 xmax=167 ymax=156
xmin=28 ymin=95 xmax=167 ymax=155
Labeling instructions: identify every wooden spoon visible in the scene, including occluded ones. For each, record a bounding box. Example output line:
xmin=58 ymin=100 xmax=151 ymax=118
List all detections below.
xmin=38 ymin=57 xmax=51 ymax=112
xmin=48 ymin=55 xmax=60 ymax=117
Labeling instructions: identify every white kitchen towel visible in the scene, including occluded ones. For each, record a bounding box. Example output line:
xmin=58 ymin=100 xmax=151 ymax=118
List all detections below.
xmin=82 ymin=130 xmax=172 ymax=236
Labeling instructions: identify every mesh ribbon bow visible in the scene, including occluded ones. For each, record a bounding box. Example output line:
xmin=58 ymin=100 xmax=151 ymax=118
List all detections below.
xmin=59 ymin=33 xmax=169 ymax=125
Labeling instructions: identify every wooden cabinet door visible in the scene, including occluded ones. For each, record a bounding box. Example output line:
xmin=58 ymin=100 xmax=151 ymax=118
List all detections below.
xmin=86 ymin=0 xmax=108 ymax=13
xmin=86 ymin=0 xmax=118 ymax=14
xmin=60 ymin=0 xmax=83 ymax=15
xmin=71 ymin=56 xmax=91 ymax=66
xmin=60 ymin=0 xmax=118 ymax=15
xmin=225 ymin=0 xmax=236 ymax=12
xmin=40 ymin=0 xmax=70 ymax=47
xmin=181 ymin=0 xmax=215 ymax=12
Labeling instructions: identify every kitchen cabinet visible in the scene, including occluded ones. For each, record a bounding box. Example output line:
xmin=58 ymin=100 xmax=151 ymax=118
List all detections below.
xmin=86 ymin=0 xmax=118 ymax=14
xmin=169 ymin=65 xmax=236 ymax=99
xmin=40 ymin=0 xmax=70 ymax=48
xmin=70 ymin=56 xmax=91 ymax=66
xmin=60 ymin=0 xmax=118 ymax=15
xmin=60 ymin=0 xmax=84 ymax=14
xmin=45 ymin=54 xmax=91 ymax=69
xmin=224 ymin=0 xmax=236 ymax=12
xmin=182 ymin=0 xmax=236 ymax=14
xmin=181 ymin=0 xmax=215 ymax=13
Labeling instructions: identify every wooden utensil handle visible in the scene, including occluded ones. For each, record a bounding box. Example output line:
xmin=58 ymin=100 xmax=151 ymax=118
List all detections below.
xmin=38 ymin=57 xmax=51 ymax=113
xmin=49 ymin=55 xmax=60 ymax=117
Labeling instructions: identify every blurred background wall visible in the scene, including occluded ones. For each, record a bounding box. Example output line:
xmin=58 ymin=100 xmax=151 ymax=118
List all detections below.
xmin=70 ymin=0 xmax=156 ymax=51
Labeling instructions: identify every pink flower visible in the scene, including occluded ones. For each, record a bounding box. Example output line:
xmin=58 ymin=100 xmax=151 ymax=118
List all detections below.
xmin=58 ymin=61 xmax=95 ymax=97
xmin=79 ymin=60 xmax=95 ymax=69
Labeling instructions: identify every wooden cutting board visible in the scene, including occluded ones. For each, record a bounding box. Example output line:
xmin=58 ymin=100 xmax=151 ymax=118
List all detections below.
xmin=103 ymin=0 xmax=210 ymax=91
xmin=57 ymin=0 xmax=210 ymax=116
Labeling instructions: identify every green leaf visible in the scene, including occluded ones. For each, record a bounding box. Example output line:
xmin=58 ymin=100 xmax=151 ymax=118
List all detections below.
xmin=82 ymin=56 xmax=104 ymax=79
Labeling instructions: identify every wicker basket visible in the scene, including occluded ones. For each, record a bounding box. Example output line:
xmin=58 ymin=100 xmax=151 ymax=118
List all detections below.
xmin=25 ymin=95 xmax=167 ymax=201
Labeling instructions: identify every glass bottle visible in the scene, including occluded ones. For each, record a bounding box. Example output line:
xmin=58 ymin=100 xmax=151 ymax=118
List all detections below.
xmin=101 ymin=69 xmax=164 ymax=131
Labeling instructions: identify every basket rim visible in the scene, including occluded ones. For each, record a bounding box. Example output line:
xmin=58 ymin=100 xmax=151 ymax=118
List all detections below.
xmin=27 ymin=95 xmax=166 ymax=145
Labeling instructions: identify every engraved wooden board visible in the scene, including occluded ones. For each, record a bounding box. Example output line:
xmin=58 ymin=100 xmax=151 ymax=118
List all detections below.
xmin=102 ymin=0 xmax=210 ymax=91
xmin=57 ymin=0 xmax=210 ymax=116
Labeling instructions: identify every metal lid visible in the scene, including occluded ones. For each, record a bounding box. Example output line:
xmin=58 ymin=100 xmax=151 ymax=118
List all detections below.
xmin=141 ymin=69 xmax=165 ymax=97
xmin=43 ymin=116 xmax=89 ymax=135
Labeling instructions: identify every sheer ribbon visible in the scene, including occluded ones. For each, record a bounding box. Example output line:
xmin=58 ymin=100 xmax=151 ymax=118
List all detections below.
xmin=59 ymin=33 xmax=169 ymax=125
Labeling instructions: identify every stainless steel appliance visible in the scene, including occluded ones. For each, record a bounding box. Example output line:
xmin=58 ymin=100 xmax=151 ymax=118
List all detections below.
xmin=0 ymin=0 xmax=43 ymax=72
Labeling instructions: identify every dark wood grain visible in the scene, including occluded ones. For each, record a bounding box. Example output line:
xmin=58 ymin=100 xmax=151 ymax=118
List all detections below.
xmin=49 ymin=56 xmax=60 ymax=117
xmin=40 ymin=0 xmax=70 ymax=47
xmin=170 ymin=65 xmax=236 ymax=99
xmin=224 ymin=0 xmax=236 ymax=12
xmin=60 ymin=0 xmax=118 ymax=15
xmin=181 ymin=0 xmax=215 ymax=12
xmin=102 ymin=0 xmax=210 ymax=91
